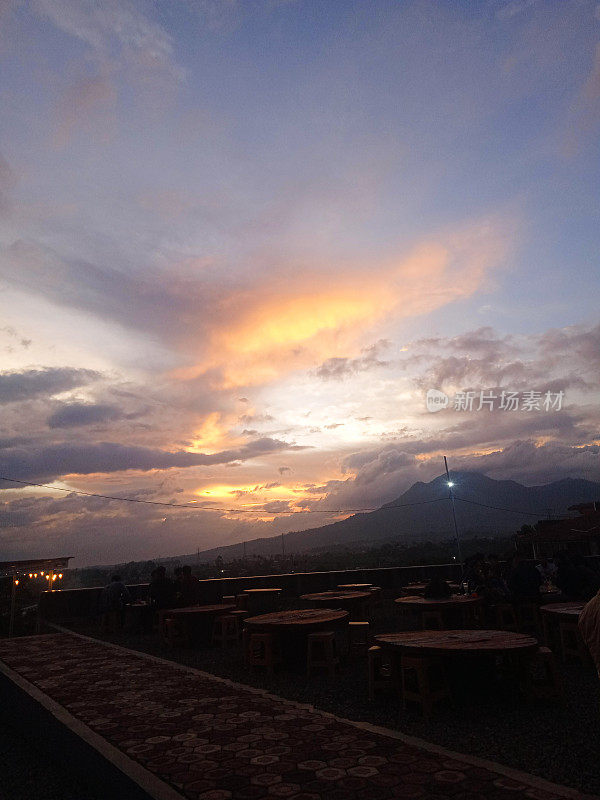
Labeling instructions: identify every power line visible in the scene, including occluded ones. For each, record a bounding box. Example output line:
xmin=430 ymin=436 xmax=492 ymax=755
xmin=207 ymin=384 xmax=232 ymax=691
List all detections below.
xmin=453 ymin=495 xmax=556 ymax=518
xmin=0 ymin=475 xmax=446 ymax=515
xmin=0 ymin=475 xmax=559 ymax=519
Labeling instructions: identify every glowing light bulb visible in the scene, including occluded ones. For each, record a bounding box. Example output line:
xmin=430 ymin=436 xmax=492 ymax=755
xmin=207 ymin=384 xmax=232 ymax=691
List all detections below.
xmin=447 ymin=481 xmax=454 ymax=487
xmin=34 ymin=573 xmax=38 ymax=578
xmin=52 ymin=575 xmax=57 ymax=581
xmin=58 ymin=573 xmax=63 ymax=579
xmin=29 ymin=573 xmax=33 ymax=578
xmin=14 ymin=579 xmax=19 ymax=585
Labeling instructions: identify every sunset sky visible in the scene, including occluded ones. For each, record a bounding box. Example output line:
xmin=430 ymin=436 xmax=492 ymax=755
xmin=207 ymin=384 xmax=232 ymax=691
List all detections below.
xmin=1 ymin=0 xmax=599 ymax=566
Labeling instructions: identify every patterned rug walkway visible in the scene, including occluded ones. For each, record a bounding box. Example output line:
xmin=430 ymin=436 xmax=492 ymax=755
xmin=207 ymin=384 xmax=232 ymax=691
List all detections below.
xmin=0 ymin=633 xmax=593 ymax=800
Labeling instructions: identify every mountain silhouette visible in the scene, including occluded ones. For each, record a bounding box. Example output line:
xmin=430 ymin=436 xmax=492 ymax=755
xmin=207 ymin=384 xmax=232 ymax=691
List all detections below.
xmin=190 ymin=471 xmax=600 ymax=561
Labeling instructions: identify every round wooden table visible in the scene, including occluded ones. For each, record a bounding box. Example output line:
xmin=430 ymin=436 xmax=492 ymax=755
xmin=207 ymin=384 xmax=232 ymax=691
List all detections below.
xmin=374 ymin=630 xmax=539 ymax=699
xmin=244 ymin=608 xmax=350 ymax=670
xmin=337 ymin=583 xmax=372 ymax=590
xmin=170 ymin=603 xmax=236 ymax=618
xmin=540 ymin=602 xmax=584 ymax=650
xmin=244 ymin=608 xmax=349 ymax=632
xmin=401 ymin=583 xmax=428 ymax=595
xmin=395 ymin=594 xmax=483 ymax=629
xmin=375 ymin=629 xmax=538 ymax=655
xmin=540 ymin=602 xmax=584 ymax=618
xmin=300 ymin=591 xmax=371 ymax=620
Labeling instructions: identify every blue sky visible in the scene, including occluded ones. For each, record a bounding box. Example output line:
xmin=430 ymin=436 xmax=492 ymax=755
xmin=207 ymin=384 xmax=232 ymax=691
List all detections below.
xmin=0 ymin=0 xmax=598 ymax=565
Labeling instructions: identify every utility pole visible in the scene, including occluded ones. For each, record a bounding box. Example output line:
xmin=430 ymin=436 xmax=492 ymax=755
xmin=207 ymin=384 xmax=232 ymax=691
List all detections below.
xmin=444 ymin=456 xmax=464 ymax=571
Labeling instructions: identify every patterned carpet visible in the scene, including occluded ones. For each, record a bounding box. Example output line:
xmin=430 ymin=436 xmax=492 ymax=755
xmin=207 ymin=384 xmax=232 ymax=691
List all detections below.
xmin=0 ymin=633 xmax=592 ymax=800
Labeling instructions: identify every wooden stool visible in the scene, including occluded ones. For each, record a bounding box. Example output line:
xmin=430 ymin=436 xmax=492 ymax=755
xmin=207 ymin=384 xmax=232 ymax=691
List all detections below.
xmin=400 ymin=655 xmax=451 ymax=718
xmin=163 ymin=618 xmax=190 ymax=648
xmin=493 ymin=603 xmax=518 ymax=631
xmin=245 ymin=632 xmax=280 ymax=674
xmin=307 ymin=631 xmax=339 ymax=678
xmin=421 ymin=610 xmax=444 ymax=630
xmin=229 ymin=609 xmax=249 ymax=625
xmin=369 ymin=586 xmax=384 ymax=612
xmin=368 ymin=645 xmax=397 ymax=700
xmin=348 ymin=621 xmax=370 ymax=655
xmin=559 ymin=621 xmax=589 ymax=665
xmin=211 ymin=615 xmax=239 ymax=648
xmin=527 ymin=646 xmax=564 ymax=701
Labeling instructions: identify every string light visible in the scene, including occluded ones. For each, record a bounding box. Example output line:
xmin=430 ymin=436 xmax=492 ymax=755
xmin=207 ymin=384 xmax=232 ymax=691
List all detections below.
xmin=29 ymin=573 xmax=33 ymax=578
xmin=14 ymin=579 xmax=19 ymax=585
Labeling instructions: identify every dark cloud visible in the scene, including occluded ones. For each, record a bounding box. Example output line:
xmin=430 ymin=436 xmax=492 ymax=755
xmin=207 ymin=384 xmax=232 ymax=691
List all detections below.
xmin=351 ymin=448 xmax=416 ymax=486
xmin=261 ymin=500 xmax=292 ymax=513
xmin=406 ymin=323 xmax=599 ymax=393
xmin=0 ymin=367 xmax=100 ymax=403
xmin=2 ymin=240 xmax=221 ymax=348
xmin=0 ymin=437 xmax=303 ymax=485
xmin=314 ymin=340 xmax=391 ymax=380
xmin=47 ymin=402 xmax=125 ymax=428
xmin=452 ymin=440 xmax=600 ymax=485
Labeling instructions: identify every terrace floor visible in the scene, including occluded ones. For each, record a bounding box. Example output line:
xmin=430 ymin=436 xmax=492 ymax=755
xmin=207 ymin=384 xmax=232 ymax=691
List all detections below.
xmin=0 ymin=631 xmax=597 ymax=800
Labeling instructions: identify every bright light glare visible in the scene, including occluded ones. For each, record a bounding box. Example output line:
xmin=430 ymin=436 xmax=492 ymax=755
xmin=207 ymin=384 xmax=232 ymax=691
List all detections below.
xmin=447 ymin=481 xmax=454 ymax=487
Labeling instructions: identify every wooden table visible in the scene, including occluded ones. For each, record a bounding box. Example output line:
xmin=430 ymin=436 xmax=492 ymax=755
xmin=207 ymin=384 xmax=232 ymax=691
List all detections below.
xmin=374 ymin=629 xmax=539 ymax=656
xmin=401 ymin=583 xmax=428 ymax=595
xmin=374 ymin=629 xmax=539 ymax=701
xmin=540 ymin=602 xmax=584 ymax=649
xmin=395 ymin=594 xmax=483 ymax=629
xmin=167 ymin=603 xmax=236 ymax=644
xmin=337 ymin=583 xmax=373 ymax=590
xmin=540 ymin=602 xmax=584 ymax=618
xmin=245 ymin=608 xmax=349 ymax=632
xmin=244 ymin=608 xmax=349 ymax=669
xmin=300 ymin=591 xmax=371 ymax=620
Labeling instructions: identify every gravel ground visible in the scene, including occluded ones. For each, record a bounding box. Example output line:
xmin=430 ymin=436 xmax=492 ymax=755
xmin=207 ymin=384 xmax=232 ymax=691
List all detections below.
xmin=0 ymin=723 xmax=104 ymax=800
xmin=12 ymin=609 xmax=600 ymax=797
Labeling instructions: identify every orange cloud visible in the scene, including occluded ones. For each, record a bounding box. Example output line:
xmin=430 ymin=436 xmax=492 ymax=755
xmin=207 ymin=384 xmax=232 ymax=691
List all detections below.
xmin=174 ymin=216 xmax=511 ymax=388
